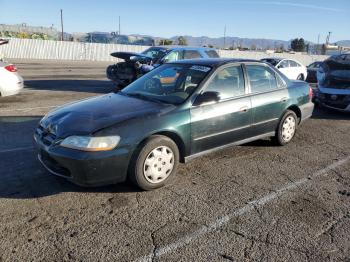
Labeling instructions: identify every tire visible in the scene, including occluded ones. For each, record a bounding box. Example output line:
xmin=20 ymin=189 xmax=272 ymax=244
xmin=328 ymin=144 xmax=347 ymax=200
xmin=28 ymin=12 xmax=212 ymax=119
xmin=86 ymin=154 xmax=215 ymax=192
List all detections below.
xmin=129 ymin=135 xmax=179 ymax=191
xmin=273 ymin=110 xmax=298 ymax=146
xmin=297 ymin=74 xmax=304 ymax=80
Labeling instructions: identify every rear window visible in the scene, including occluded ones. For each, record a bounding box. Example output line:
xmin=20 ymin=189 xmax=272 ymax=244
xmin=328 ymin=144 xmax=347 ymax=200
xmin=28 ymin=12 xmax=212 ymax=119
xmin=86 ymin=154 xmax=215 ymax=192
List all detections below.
xmin=205 ymin=50 xmax=219 ymax=58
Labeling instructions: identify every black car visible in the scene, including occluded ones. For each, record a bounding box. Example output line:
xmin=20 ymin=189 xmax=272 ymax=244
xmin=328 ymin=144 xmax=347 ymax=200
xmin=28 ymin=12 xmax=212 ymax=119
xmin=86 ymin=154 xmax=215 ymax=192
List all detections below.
xmin=106 ymin=46 xmax=219 ymax=87
xmin=306 ymin=61 xmax=323 ymax=83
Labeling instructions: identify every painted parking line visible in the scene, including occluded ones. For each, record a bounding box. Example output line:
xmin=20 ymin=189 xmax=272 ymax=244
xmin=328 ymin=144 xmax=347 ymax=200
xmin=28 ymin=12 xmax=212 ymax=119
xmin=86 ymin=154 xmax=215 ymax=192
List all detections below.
xmin=0 ymin=146 xmax=34 ymax=154
xmin=135 ymin=156 xmax=350 ymax=262
xmin=0 ymin=105 xmax=59 ymax=112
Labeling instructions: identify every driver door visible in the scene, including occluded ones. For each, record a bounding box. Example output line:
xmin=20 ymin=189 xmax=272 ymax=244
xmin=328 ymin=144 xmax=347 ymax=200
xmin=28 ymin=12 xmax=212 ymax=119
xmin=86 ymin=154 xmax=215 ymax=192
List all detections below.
xmin=190 ymin=64 xmax=252 ymax=154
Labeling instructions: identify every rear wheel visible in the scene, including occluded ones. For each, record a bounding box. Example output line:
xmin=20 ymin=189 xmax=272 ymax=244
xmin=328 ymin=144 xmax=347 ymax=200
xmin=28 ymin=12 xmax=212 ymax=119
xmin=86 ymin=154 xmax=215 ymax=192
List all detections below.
xmin=129 ymin=135 xmax=179 ymax=190
xmin=273 ymin=110 xmax=298 ymax=146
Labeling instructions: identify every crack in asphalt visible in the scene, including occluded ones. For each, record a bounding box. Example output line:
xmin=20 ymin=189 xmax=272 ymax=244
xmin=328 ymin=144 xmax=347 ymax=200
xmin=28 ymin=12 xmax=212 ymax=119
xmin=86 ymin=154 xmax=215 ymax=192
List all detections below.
xmin=135 ymin=156 xmax=350 ymax=262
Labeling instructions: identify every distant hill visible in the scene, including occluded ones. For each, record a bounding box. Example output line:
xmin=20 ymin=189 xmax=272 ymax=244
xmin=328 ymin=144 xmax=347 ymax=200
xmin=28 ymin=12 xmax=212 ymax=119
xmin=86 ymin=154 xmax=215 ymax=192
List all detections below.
xmin=335 ymin=40 xmax=350 ymax=47
xmin=169 ymin=35 xmax=290 ymax=49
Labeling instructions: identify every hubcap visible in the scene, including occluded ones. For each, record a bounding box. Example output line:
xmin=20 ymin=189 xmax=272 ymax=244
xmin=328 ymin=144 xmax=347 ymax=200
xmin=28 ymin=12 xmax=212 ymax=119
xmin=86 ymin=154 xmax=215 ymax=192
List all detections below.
xmin=281 ymin=115 xmax=296 ymax=142
xmin=143 ymin=146 xmax=174 ymax=184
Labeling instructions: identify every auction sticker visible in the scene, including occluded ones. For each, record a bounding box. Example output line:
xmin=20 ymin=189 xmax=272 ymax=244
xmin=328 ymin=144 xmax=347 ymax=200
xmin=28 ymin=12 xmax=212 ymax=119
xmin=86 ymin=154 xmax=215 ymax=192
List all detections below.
xmin=190 ymin=65 xmax=211 ymax=72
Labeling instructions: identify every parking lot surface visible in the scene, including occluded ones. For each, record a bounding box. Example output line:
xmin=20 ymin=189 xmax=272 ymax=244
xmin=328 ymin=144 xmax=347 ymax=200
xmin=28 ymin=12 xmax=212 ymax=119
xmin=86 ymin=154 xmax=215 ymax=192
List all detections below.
xmin=1 ymin=60 xmax=350 ymax=262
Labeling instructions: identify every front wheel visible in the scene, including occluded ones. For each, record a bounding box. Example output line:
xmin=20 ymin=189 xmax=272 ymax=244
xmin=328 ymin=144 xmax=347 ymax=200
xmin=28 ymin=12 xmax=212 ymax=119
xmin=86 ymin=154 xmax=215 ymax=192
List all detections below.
xmin=129 ymin=135 xmax=179 ymax=190
xmin=273 ymin=110 xmax=298 ymax=146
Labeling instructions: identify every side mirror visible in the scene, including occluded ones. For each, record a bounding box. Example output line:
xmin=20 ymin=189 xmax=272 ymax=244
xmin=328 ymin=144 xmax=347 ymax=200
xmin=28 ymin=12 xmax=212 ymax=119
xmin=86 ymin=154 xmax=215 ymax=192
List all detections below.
xmin=277 ymin=64 xmax=283 ymax=69
xmin=193 ymin=91 xmax=220 ymax=106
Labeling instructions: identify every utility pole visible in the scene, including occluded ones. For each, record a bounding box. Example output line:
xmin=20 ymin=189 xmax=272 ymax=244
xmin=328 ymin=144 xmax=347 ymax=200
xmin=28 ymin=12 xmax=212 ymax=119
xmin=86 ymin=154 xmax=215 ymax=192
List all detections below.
xmin=317 ymin=34 xmax=320 ymax=55
xmin=326 ymin=31 xmax=332 ymax=45
xmin=60 ymin=9 xmax=64 ymax=41
xmin=118 ymin=16 xmax=121 ymax=35
xmin=223 ymin=25 xmax=226 ymax=50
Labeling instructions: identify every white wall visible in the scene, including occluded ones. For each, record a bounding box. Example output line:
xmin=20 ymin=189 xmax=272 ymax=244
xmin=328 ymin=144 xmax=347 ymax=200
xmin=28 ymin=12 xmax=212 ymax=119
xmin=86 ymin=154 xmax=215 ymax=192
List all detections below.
xmin=0 ymin=38 xmax=328 ymax=65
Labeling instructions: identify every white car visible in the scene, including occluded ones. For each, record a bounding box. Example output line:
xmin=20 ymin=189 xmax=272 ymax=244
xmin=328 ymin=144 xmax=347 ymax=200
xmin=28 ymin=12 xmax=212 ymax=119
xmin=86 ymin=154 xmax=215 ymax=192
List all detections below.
xmin=261 ymin=58 xmax=308 ymax=80
xmin=0 ymin=62 xmax=24 ymax=97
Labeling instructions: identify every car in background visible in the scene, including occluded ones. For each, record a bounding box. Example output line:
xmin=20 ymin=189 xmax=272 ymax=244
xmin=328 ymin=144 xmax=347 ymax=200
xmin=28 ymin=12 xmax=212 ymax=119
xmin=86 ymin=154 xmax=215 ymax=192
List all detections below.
xmin=315 ymin=53 xmax=350 ymax=112
xmin=306 ymin=61 xmax=323 ymax=83
xmin=0 ymin=62 xmax=23 ymax=97
xmin=106 ymin=46 xmax=219 ymax=87
xmin=261 ymin=58 xmax=308 ymax=80
xmin=34 ymin=58 xmax=313 ymax=190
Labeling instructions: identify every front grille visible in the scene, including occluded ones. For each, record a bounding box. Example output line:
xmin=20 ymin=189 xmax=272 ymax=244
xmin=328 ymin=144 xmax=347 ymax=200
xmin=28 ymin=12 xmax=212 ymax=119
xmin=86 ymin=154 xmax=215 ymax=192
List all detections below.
xmin=35 ymin=125 xmax=57 ymax=146
xmin=323 ymin=94 xmax=350 ymax=109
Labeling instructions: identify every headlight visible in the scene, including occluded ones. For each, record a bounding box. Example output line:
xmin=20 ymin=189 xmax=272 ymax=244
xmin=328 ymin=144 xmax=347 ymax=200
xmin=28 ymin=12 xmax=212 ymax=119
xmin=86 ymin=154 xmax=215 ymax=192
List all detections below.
xmin=60 ymin=136 xmax=120 ymax=151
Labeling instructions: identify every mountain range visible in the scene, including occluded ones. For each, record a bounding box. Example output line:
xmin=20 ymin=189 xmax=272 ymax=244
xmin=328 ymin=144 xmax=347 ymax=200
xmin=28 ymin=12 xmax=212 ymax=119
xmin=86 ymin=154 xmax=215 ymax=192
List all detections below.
xmin=147 ymin=35 xmax=350 ymax=49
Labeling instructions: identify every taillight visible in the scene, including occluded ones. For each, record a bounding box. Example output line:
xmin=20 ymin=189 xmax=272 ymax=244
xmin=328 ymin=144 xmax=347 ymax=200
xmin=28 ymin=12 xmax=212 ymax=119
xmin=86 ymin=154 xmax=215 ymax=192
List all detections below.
xmin=308 ymin=85 xmax=313 ymax=100
xmin=4 ymin=64 xmax=17 ymax=72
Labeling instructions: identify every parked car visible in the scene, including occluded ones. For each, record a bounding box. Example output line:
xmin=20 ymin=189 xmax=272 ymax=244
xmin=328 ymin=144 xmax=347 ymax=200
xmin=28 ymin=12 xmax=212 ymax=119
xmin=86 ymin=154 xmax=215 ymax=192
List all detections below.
xmin=0 ymin=62 xmax=23 ymax=97
xmin=261 ymin=58 xmax=308 ymax=80
xmin=34 ymin=58 xmax=314 ymax=190
xmin=314 ymin=53 xmax=350 ymax=112
xmin=306 ymin=61 xmax=323 ymax=83
xmin=106 ymin=46 xmax=219 ymax=87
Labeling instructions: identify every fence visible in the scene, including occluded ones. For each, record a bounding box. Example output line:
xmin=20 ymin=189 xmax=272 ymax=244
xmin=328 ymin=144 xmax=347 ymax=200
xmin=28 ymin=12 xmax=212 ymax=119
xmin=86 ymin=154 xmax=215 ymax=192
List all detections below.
xmin=0 ymin=38 xmax=329 ymax=65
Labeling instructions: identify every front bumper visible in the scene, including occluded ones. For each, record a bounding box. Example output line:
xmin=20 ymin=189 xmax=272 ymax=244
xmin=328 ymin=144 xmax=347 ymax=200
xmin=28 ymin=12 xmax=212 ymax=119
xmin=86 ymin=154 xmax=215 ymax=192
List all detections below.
xmin=34 ymin=132 xmax=132 ymax=187
xmin=314 ymin=88 xmax=350 ymax=112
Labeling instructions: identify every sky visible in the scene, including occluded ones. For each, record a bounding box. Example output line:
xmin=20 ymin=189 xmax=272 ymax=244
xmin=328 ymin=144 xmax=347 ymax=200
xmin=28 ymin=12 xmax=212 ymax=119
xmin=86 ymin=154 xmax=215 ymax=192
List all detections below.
xmin=1 ymin=0 xmax=349 ymax=42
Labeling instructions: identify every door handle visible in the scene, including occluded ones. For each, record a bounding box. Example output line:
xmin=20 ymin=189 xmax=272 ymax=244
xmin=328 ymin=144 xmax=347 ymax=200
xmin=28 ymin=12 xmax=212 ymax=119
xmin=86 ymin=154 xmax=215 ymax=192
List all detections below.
xmin=280 ymin=97 xmax=288 ymax=102
xmin=240 ymin=106 xmax=249 ymax=112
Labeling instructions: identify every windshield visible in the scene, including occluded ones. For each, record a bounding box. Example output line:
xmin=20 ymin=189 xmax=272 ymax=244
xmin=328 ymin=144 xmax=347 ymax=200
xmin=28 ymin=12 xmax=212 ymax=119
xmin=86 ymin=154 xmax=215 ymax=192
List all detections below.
xmin=141 ymin=47 xmax=168 ymax=60
xmin=122 ymin=64 xmax=212 ymax=105
xmin=261 ymin=59 xmax=280 ymax=66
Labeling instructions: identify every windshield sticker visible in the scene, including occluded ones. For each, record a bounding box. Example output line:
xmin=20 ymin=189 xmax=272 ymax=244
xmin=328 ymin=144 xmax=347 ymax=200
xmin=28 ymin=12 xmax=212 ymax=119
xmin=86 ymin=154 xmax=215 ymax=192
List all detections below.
xmin=190 ymin=65 xmax=211 ymax=72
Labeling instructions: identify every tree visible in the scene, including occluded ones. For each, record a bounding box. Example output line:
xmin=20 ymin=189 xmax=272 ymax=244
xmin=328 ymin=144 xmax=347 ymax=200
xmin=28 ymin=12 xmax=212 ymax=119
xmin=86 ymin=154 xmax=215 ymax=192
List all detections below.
xmin=159 ymin=39 xmax=173 ymax=45
xmin=177 ymin=36 xmax=187 ymax=46
xmin=291 ymin=38 xmax=306 ymax=52
xmin=250 ymin=44 xmax=257 ymax=50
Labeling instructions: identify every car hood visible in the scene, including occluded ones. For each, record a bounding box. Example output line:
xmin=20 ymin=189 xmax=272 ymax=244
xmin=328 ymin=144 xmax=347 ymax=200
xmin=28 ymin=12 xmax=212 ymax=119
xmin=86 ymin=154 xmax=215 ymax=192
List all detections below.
xmin=40 ymin=93 xmax=174 ymax=138
xmin=110 ymin=51 xmax=153 ymax=62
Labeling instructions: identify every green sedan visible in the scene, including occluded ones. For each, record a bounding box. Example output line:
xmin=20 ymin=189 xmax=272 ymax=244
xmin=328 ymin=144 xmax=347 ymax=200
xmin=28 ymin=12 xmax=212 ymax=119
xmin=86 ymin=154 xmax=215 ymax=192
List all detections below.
xmin=34 ymin=58 xmax=314 ymax=190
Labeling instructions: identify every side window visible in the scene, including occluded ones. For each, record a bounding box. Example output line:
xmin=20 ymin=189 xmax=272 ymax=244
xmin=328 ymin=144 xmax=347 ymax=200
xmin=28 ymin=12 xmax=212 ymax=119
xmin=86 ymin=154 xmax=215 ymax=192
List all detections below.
xmin=275 ymin=72 xmax=286 ymax=88
xmin=289 ymin=60 xmax=298 ymax=67
xmin=279 ymin=60 xmax=289 ymax=68
xmin=163 ymin=50 xmax=184 ymax=62
xmin=246 ymin=65 xmax=278 ymax=93
xmin=184 ymin=50 xmax=201 ymax=59
xmin=205 ymin=50 xmax=220 ymax=58
xmin=205 ymin=65 xmax=245 ymax=100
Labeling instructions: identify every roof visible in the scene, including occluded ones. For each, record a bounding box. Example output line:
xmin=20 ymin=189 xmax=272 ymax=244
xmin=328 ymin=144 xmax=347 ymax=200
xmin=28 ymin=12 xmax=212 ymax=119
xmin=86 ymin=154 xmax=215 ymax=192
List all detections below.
xmin=262 ymin=57 xmax=282 ymax=60
xmin=171 ymin=58 xmax=260 ymax=67
xmin=151 ymin=46 xmax=217 ymax=51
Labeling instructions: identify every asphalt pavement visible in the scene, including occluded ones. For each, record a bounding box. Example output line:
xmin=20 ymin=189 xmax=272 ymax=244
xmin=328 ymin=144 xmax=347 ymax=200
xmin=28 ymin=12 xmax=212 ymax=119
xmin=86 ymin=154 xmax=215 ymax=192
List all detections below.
xmin=0 ymin=60 xmax=350 ymax=262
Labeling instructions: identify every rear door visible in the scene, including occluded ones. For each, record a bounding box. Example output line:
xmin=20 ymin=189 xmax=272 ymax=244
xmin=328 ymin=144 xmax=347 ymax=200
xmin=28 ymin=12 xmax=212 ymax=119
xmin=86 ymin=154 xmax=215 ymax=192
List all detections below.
xmin=245 ymin=63 xmax=289 ymax=136
xmin=190 ymin=64 xmax=252 ymax=154
xmin=184 ymin=50 xmax=202 ymax=59
xmin=277 ymin=60 xmax=292 ymax=79
xmin=289 ymin=60 xmax=300 ymax=79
